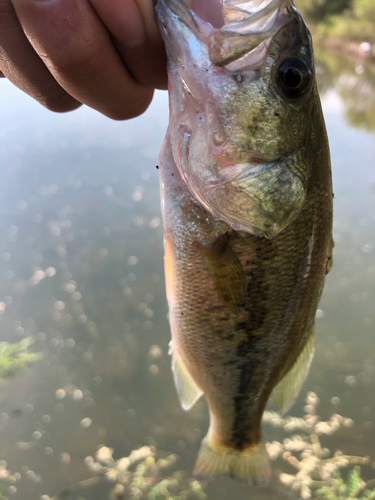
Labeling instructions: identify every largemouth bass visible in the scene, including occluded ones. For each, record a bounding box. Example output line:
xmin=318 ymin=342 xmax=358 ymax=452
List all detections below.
xmin=156 ymin=0 xmax=333 ymax=484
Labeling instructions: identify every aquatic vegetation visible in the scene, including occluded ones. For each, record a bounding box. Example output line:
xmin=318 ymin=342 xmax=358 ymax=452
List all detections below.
xmin=314 ymin=466 xmax=375 ymax=500
xmin=0 ymin=462 xmax=14 ymax=500
xmin=264 ymin=392 xmax=375 ymax=499
xmin=0 ymin=337 xmax=43 ymax=381
xmin=13 ymin=390 xmax=367 ymax=499
xmin=50 ymin=446 xmax=207 ymax=500
xmin=92 ymin=446 xmax=207 ymax=500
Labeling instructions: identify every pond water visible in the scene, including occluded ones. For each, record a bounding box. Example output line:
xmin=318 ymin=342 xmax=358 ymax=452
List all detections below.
xmin=0 ymin=47 xmax=374 ymax=500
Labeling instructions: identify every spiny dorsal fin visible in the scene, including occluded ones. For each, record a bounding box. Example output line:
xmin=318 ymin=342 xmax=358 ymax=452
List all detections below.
xmin=273 ymin=327 xmax=315 ymax=414
xmin=200 ymin=236 xmax=246 ymax=313
xmin=170 ymin=342 xmax=203 ymax=411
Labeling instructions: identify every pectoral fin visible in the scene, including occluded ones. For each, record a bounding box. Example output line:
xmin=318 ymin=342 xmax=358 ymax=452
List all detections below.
xmin=200 ymin=236 xmax=246 ymax=313
xmin=170 ymin=342 xmax=203 ymax=411
xmin=273 ymin=325 xmax=315 ymax=414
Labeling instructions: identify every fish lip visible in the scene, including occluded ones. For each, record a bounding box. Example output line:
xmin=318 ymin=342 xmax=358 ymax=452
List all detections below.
xmin=158 ymin=0 xmax=293 ymax=32
xmin=157 ymin=0 xmax=295 ymax=66
xmin=157 ymin=0 xmax=308 ymax=237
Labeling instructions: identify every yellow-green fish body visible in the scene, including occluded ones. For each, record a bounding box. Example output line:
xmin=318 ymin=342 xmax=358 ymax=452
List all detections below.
xmin=156 ymin=0 xmax=333 ymax=483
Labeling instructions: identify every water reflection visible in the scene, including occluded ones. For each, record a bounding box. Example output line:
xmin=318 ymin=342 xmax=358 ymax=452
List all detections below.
xmin=0 ymin=46 xmax=374 ymax=500
xmin=316 ymin=46 xmax=375 ymax=131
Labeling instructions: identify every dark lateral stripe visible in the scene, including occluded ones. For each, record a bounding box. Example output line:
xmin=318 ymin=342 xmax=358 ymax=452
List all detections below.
xmin=230 ymin=354 xmax=256 ymax=449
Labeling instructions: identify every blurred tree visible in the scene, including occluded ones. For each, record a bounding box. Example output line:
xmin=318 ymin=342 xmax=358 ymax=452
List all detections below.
xmin=295 ymin=0 xmax=352 ymax=22
xmin=352 ymin=0 xmax=375 ymax=24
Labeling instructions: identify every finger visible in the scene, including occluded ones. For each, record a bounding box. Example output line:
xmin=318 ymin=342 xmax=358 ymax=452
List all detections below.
xmin=11 ymin=0 xmax=154 ymax=120
xmin=89 ymin=0 xmax=167 ymax=90
xmin=0 ymin=0 xmax=81 ymax=111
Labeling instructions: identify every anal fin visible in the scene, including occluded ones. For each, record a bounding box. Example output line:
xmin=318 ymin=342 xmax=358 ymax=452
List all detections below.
xmin=170 ymin=342 xmax=203 ymax=411
xmin=273 ymin=327 xmax=315 ymax=414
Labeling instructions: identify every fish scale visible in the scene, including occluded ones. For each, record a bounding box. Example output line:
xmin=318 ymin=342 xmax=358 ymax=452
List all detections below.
xmin=157 ymin=0 xmax=333 ymax=484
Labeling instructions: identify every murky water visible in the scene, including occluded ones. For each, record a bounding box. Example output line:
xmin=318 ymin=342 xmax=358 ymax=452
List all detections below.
xmin=0 ymin=49 xmax=374 ymax=500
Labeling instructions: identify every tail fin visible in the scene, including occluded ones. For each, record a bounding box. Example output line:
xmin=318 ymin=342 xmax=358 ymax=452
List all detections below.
xmin=193 ymin=437 xmax=271 ymax=484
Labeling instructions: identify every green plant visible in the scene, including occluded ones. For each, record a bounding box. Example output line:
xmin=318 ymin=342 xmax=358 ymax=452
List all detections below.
xmin=295 ymin=0 xmax=375 ymax=43
xmin=0 ymin=337 xmax=43 ymax=380
xmin=45 ymin=391 xmax=374 ymax=499
xmin=314 ymin=466 xmax=375 ymax=499
xmin=50 ymin=447 xmax=207 ymax=500
xmin=0 ymin=469 xmax=9 ymax=500
xmin=264 ymin=392 xmax=375 ymax=499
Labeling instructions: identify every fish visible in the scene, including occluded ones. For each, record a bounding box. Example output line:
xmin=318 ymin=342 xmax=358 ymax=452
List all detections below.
xmin=156 ymin=0 xmax=333 ymax=484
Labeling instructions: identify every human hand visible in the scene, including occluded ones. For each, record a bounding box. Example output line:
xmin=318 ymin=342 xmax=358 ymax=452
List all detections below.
xmin=0 ymin=0 xmax=223 ymax=120
xmin=0 ymin=0 xmax=167 ymax=119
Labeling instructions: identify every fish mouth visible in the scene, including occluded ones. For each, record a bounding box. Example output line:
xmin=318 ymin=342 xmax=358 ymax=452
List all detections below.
xmin=157 ymin=0 xmax=305 ymax=237
xmin=159 ymin=0 xmax=294 ymax=67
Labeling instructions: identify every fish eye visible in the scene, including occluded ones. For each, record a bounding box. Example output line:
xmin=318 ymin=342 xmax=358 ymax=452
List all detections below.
xmin=276 ymin=57 xmax=311 ymax=98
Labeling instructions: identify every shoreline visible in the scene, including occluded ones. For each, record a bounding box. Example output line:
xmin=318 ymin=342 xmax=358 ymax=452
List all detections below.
xmin=312 ymin=33 xmax=375 ymax=65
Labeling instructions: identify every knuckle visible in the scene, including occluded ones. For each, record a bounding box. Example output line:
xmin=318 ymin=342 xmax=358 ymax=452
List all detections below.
xmin=105 ymin=92 xmax=154 ymax=121
xmin=137 ymin=72 xmax=168 ymax=91
xmin=44 ymin=39 xmax=105 ymax=77
xmin=39 ymin=88 xmax=81 ymax=113
xmin=0 ymin=0 xmax=19 ymax=32
xmin=0 ymin=0 xmax=14 ymax=16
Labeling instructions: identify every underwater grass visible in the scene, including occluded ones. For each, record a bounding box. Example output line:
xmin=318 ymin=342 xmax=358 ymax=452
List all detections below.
xmin=0 ymin=337 xmax=43 ymax=381
xmin=0 ymin=385 xmax=373 ymax=499
xmin=0 ymin=356 xmax=375 ymax=500
xmin=264 ymin=392 xmax=375 ymax=499
xmin=42 ymin=391 xmax=374 ymax=500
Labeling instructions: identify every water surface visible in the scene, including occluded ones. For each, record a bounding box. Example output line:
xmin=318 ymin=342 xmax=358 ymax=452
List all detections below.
xmin=0 ymin=49 xmax=374 ymax=500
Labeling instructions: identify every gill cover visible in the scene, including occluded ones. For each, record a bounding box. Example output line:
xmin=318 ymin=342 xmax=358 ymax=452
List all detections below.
xmin=156 ymin=0 xmax=314 ymax=238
